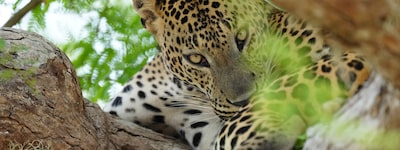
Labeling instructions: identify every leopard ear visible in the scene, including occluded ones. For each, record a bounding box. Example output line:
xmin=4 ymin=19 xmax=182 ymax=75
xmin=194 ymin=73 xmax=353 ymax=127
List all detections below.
xmin=132 ymin=0 xmax=164 ymax=36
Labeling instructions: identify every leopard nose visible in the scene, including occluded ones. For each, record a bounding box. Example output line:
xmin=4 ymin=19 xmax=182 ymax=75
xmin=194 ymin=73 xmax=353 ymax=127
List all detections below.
xmin=229 ymin=98 xmax=249 ymax=107
xmin=227 ymin=90 xmax=254 ymax=107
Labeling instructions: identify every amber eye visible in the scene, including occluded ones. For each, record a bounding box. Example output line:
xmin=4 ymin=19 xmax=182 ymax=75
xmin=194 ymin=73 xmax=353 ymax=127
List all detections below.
xmin=235 ymin=28 xmax=249 ymax=52
xmin=184 ymin=54 xmax=210 ymax=67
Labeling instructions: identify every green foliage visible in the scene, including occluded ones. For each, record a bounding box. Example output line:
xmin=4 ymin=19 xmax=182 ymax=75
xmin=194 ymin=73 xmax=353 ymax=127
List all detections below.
xmin=242 ymin=29 xmax=304 ymax=87
xmin=293 ymin=134 xmax=307 ymax=150
xmin=12 ymin=0 xmax=23 ymax=10
xmin=2 ymin=0 xmax=157 ymax=102
xmin=60 ymin=1 xmax=157 ymax=102
xmin=315 ymin=120 xmax=400 ymax=149
xmin=27 ymin=1 xmax=51 ymax=30
xmin=242 ymin=27 xmax=336 ymax=148
xmin=59 ymin=0 xmax=96 ymax=12
xmin=243 ymin=18 xmax=398 ymax=150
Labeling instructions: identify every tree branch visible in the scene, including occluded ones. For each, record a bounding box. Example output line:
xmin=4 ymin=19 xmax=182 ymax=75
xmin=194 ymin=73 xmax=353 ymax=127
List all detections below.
xmin=2 ymin=0 xmax=43 ymax=28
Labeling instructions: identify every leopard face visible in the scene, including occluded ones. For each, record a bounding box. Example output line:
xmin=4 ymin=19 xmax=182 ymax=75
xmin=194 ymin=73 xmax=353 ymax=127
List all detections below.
xmin=105 ymin=1 xmax=372 ymax=149
xmin=133 ymin=0 xmax=275 ymax=118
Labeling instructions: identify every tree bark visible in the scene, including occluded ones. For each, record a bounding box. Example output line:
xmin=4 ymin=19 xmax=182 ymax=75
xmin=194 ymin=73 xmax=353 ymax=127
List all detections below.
xmin=0 ymin=27 xmax=190 ymax=150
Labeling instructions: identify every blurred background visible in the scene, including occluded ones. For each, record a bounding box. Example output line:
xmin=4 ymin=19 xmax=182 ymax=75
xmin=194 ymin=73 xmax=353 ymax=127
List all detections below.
xmin=0 ymin=0 xmax=158 ymax=104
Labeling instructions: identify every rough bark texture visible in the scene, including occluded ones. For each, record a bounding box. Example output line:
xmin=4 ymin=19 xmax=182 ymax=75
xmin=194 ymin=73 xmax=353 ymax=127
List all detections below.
xmin=268 ymin=0 xmax=400 ymax=149
xmin=0 ymin=27 xmax=190 ymax=150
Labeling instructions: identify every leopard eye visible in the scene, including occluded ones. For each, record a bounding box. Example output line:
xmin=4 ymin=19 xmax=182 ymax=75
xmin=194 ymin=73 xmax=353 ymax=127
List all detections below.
xmin=235 ymin=28 xmax=249 ymax=52
xmin=184 ymin=54 xmax=210 ymax=67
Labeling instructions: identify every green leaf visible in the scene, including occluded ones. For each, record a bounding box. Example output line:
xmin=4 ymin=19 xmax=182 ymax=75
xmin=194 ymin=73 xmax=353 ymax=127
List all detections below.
xmin=28 ymin=2 xmax=48 ymax=30
xmin=12 ymin=0 xmax=22 ymax=10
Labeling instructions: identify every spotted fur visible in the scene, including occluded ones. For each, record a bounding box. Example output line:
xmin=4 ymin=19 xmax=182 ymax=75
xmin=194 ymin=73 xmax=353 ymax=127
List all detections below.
xmin=103 ymin=0 xmax=371 ymax=149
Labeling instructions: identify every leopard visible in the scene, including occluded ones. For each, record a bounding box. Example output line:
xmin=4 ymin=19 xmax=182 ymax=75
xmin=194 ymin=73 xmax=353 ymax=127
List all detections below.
xmin=103 ymin=0 xmax=371 ymax=149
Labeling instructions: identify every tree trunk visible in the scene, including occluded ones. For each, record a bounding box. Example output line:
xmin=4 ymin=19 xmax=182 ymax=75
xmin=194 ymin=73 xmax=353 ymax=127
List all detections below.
xmin=0 ymin=27 xmax=190 ymax=150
